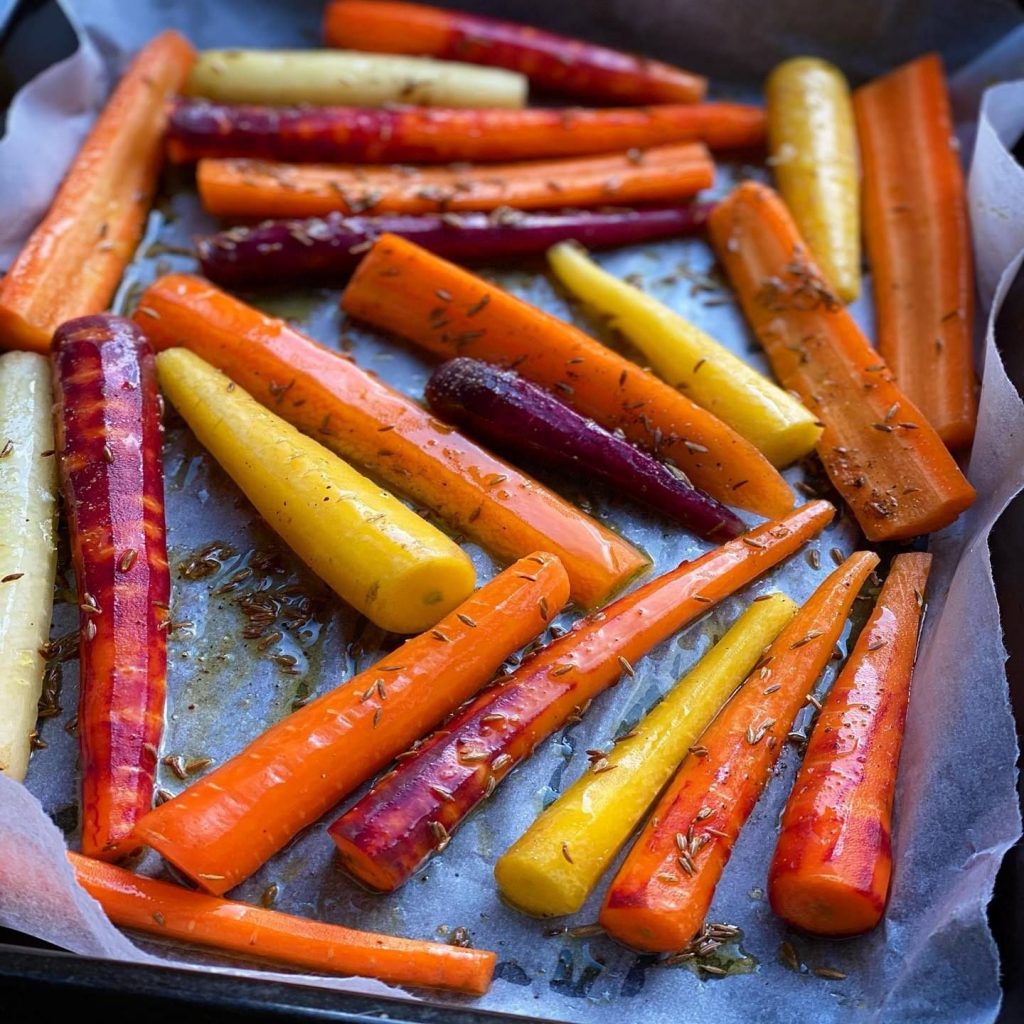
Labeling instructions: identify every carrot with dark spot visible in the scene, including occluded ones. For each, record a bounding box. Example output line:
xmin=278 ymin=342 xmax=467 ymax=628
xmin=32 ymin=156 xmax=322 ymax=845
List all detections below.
xmin=52 ymin=316 xmax=169 ymax=859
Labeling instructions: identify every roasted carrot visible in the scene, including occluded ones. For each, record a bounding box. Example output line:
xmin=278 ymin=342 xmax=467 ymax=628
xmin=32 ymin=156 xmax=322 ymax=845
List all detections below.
xmin=134 ymin=554 xmax=569 ymax=894
xmin=599 ymin=551 xmax=878 ymax=953
xmin=854 ymin=55 xmax=977 ymax=449
xmin=323 ymin=0 xmax=706 ymax=105
xmin=328 ymin=501 xmax=835 ymax=893
xmin=0 ymin=32 xmax=195 ymax=354
xmin=52 ymin=316 xmax=169 ymax=860
xmin=69 ymin=853 xmax=495 ymax=994
xmin=168 ymin=99 xmax=765 ymax=164
xmin=134 ymin=274 xmax=646 ymax=609
xmin=708 ymin=182 xmax=975 ymax=541
xmin=341 ymin=235 xmax=794 ymax=517
xmin=768 ymin=552 xmax=932 ymax=937
xmin=197 ymin=143 xmax=714 ymax=219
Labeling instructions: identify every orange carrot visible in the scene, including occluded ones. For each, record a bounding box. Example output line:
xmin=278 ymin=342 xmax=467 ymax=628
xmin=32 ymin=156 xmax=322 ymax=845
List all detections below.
xmin=329 ymin=501 xmax=834 ymax=892
xmin=708 ymin=181 xmax=975 ymax=542
xmin=197 ymin=143 xmax=714 ymax=219
xmin=0 ymin=32 xmax=195 ymax=354
xmin=341 ymin=234 xmax=794 ymax=517
xmin=768 ymin=552 xmax=932 ymax=937
xmin=855 ymin=55 xmax=977 ymax=449
xmin=599 ymin=550 xmax=878 ymax=953
xmin=133 ymin=275 xmax=645 ymax=608
xmin=134 ymin=554 xmax=569 ymax=895
xmin=69 ymin=852 xmax=494 ymax=994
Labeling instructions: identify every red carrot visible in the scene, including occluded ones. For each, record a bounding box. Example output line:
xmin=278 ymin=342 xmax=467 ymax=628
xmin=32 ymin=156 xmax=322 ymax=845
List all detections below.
xmin=323 ymin=0 xmax=707 ymax=105
xmin=328 ymin=501 xmax=835 ymax=892
xmin=167 ymin=99 xmax=765 ymax=164
xmin=52 ymin=316 xmax=169 ymax=860
xmin=768 ymin=552 xmax=932 ymax=937
xmin=599 ymin=551 xmax=878 ymax=953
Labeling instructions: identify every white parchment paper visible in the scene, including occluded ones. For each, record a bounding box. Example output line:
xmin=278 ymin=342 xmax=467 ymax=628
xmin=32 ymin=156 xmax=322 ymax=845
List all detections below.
xmin=2 ymin=2 xmax=1024 ymax=1022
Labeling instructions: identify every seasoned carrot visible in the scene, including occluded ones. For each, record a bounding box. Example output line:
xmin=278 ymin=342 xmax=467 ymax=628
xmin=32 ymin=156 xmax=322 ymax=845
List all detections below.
xmin=134 ymin=554 xmax=570 ymax=894
xmin=52 ymin=316 xmax=169 ymax=860
xmin=168 ymin=99 xmax=765 ymax=164
xmin=768 ymin=552 xmax=932 ymax=937
xmin=329 ymin=501 xmax=835 ymax=893
xmin=197 ymin=143 xmax=714 ymax=219
xmin=341 ymin=235 xmax=794 ymax=517
xmin=323 ymin=0 xmax=706 ymax=105
xmin=708 ymin=182 xmax=975 ymax=541
xmin=134 ymin=275 xmax=646 ymax=609
xmin=600 ymin=551 xmax=878 ymax=953
xmin=69 ymin=853 xmax=495 ymax=994
xmin=854 ymin=55 xmax=977 ymax=449
xmin=0 ymin=32 xmax=195 ymax=354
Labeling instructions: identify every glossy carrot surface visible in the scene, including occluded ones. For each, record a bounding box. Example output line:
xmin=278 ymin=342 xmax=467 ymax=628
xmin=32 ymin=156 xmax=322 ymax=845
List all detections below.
xmin=134 ymin=555 xmax=570 ymax=894
xmin=52 ymin=316 xmax=169 ymax=859
xmin=134 ymin=275 xmax=646 ymax=609
xmin=768 ymin=552 xmax=932 ymax=936
xmin=600 ymin=551 xmax=878 ymax=953
xmin=341 ymin=234 xmax=794 ymax=517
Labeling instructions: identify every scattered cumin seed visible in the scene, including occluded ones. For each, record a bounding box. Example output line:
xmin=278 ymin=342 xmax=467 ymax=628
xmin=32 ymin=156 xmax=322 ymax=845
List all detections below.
xmin=617 ymin=655 xmax=635 ymax=677
xmin=457 ymin=613 xmax=478 ymax=628
xmin=561 ymin=841 xmax=574 ymax=863
xmin=813 ymin=966 xmax=847 ymax=980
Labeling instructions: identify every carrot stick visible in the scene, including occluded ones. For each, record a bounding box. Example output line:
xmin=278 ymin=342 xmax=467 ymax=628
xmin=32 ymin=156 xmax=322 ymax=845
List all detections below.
xmin=69 ymin=852 xmax=495 ymax=994
xmin=341 ymin=234 xmax=795 ymax=517
xmin=323 ymin=0 xmax=706 ymax=105
xmin=768 ymin=552 xmax=932 ymax=937
xmin=599 ymin=551 xmax=878 ymax=953
xmin=52 ymin=316 xmax=170 ymax=860
xmin=134 ymin=274 xmax=646 ymax=609
xmin=328 ymin=501 xmax=835 ymax=893
xmin=708 ymin=181 xmax=975 ymax=541
xmin=134 ymin=554 xmax=570 ymax=895
xmin=168 ymin=99 xmax=765 ymax=164
xmin=197 ymin=143 xmax=714 ymax=219
xmin=854 ymin=55 xmax=977 ymax=449
xmin=0 ymin=32 xmax=195 ymax=354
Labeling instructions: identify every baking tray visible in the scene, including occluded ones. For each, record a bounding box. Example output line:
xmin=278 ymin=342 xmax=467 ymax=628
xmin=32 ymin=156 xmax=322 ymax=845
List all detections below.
xmin=2 ymin=1 xmax=1023 ymax=1021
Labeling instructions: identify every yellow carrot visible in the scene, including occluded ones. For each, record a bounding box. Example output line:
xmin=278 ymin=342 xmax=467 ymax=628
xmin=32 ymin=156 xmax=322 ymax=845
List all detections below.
xmin=493 ymin=592 xmax=797 ymax=917
xmin=546 ymin=241 xmax=821 ymax=468
xmin=766 ymin=57 xmax=860 ymax=303
xmin=156 ymin=348 xmax=475 ymax=633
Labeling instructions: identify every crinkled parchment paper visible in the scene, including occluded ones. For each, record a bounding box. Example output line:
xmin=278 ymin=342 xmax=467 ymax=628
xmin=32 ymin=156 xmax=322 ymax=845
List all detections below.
xmin=2 ymin=2 xmax=1024 ymax=1021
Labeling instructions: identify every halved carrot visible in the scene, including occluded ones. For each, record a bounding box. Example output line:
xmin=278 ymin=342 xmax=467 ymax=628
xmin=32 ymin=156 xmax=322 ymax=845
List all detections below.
xmin=69 ymin=853 xmax=495 ymax=994
xmin=768 ymin=552 xmax=932 ymax=937
xmin=599 ymin=551 xmax=878 ymax=953
xmin=134 ymin=554 xmax=570 ymax=895
xmin=341 ymin=234 xmax=794 ymax=517
xmin=197 ymin=143 xmax=714 ymax=219
xmin=323 ymin=0 xmax=706 ymax=105
xmin=328 ymin=501 xmax=835 ymax=893
xmin=854 ymin=54 xmax=977 ymax=449
xmin=708 ymin=181 xmax=975 ymax=541
xmin=0 ymin=32 xmax=195 ymax=354
xmin=133 ymin=274 xmax=646 ymax=608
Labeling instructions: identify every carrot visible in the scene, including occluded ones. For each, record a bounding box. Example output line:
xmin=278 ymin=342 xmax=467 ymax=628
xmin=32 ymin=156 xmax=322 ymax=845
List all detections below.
xmin=323 ymin=0 xmax=706 ymax=105
xmin=52 ymin=316 xmax=169 ymax=860
xmin=328 ymin=501 xmax=835 ymax=893
xmin=599 ymin=551 xmax=878 ymax=953
xmin=768 ymin=552 xmax=932 ymax=937
xmin=134 ymin=274 xmax=646 ymax=609
xmin=854 ymin=55 xmax=977 ymax=449
xmin=0 ymin=32 xmax=195 ymax=354
xmin=134 ymin=554 xmax=570 ymax=894
xmin=708 ymin=182 xmax=975 ymax=542
xmin=167 ymin=99 xmax=765 ymax=164
xmin=341 ymin=234 xmax=795 ymax=517
xmin=197 ymin=143 xmax=714 ymax=219
xmin=69 ymin=852 xmax=495 ymax=994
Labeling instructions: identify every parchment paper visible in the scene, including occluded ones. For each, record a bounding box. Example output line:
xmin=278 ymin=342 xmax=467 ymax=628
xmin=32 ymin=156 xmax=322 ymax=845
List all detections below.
xmin=2 ymin=2 xmax=1024 ymax=1022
